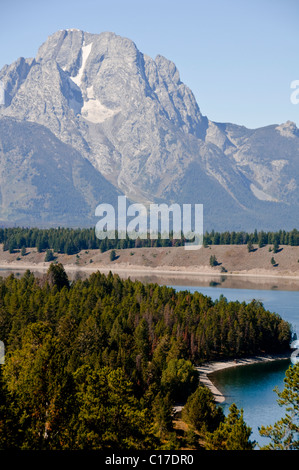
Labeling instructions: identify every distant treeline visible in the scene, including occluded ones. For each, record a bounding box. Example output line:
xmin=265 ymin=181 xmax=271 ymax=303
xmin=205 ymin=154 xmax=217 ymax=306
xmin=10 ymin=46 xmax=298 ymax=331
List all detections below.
xmin=204 ymin=228 xmax=299 ymax=247
xmin=0 ymin=227 xmax=299 ymax=255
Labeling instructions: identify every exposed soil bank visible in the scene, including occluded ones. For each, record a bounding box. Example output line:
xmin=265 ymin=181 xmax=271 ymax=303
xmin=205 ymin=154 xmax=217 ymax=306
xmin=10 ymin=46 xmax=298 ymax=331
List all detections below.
xmin=1 ymin=244 xmax=299 ymax=290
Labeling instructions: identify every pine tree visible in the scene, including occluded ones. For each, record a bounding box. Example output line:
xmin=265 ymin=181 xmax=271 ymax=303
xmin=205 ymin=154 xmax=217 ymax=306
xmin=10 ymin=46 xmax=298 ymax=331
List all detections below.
xmin=205 ymin=403 xmax=255 ymax=450
xmin=110 ymin=249 xmax=117 ymax=262
xmin=182 ymin=385 xmax=224 ymax=433
xmin=273 ymin=239 xmax=279 ymax=253
xmin=44 ymin=249 xmax=55 ymax=262
xmin=209 ymin=255 xmax=218 ymax=267
xmin=151 ymin=391 xmax=174 ymax=439
xmin=247 ymin=240 xmax=254 ymax=252
xmin=8 ymin=237 xmax=16 ymax=254
xmin=259 ymin=363 xmax=299 ymax=450
xmin=46 ymin=263 xmax=69 ymax=290
xmin=160 ymin=358 xmax=198 ymax=402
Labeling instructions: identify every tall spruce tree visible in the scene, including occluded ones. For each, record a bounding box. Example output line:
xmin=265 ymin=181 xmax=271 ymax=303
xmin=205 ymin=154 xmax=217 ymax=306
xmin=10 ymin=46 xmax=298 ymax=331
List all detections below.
xmin=205 ymin=403 xmax=255 ymax=450
xmin=259 ymin=363 xmax=299 ymax=450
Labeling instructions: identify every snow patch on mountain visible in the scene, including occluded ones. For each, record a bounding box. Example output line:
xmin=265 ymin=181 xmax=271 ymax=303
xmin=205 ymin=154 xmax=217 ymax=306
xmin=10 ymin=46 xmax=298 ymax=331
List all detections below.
xmin=71 ymin=42 xmax=92 ymax=87
xmin=81 ymin=96 xmax=120 ymax=123
xmin=250 ymin=183 xmax=278 ymax=202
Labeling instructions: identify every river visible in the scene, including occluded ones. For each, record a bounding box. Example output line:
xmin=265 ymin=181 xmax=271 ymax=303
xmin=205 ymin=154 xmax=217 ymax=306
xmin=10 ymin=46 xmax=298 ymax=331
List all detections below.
xmin=171 ymin=281 xmax=298 ymax=448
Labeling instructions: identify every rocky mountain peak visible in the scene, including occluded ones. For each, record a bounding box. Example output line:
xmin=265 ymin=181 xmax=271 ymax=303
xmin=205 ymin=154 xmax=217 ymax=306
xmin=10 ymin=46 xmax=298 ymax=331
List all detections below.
xmin=276 ymin=120 xmax=298 ymax=138
xmin=0 ymin=30 xmax=298 ymax=230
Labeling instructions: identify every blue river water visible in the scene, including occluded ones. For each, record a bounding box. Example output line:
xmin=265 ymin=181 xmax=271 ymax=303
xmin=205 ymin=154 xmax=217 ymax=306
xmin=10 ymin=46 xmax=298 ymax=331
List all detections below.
xmin=171 ymin=283 xmax=299 ymax=448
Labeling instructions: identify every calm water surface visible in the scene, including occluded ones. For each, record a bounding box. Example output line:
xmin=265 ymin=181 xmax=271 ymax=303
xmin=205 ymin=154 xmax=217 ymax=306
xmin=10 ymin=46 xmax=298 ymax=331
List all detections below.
xmin=171 ymin=284 xmax=299 ymax=448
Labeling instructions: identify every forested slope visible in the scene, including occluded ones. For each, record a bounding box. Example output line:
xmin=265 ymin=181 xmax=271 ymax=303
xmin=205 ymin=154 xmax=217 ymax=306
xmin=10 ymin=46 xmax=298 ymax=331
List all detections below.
xmin=0 ymin=265 xmax=291 ymax=449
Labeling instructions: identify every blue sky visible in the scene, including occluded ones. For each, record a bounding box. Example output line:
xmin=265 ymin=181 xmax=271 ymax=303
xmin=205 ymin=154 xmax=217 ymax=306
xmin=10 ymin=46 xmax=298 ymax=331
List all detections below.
xmin=1 ymin=0 xmax=298 ymax=128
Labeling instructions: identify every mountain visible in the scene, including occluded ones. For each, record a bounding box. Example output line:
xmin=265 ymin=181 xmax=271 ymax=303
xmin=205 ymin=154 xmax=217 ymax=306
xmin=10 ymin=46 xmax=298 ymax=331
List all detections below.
xmin=0 ymin=29 xmax=298 ymax=231
xmin=0 ymin=116 xmax=122 ymax=227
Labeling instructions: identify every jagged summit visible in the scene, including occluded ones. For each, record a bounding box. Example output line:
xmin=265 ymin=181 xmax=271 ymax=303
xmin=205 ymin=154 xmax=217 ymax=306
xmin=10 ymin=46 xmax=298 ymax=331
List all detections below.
xmin=0 ymin=30 xmax=298 ymax=230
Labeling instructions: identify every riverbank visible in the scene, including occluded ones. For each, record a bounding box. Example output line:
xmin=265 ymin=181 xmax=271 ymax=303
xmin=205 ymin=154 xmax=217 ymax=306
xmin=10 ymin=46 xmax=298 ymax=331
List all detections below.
xmin=196 ymin=353 xmax=291 ymax=403
xmin=1 ymin=244 xmax=299 ymax=289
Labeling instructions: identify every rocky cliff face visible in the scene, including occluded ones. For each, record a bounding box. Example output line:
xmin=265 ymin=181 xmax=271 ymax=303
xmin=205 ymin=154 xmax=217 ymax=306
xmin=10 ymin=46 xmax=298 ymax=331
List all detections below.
xmin=0 ymin=29 xmax=298 ymax=230
xmin=0 ymin=116 xmax=122 ymax=227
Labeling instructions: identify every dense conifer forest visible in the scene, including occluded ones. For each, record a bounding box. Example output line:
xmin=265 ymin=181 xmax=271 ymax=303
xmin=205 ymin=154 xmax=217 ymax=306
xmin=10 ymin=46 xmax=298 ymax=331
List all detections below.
xmin=0 ymin=265 xmax=291 ymax=449
xmin=1 ymin=227 xmax=299 ymax=255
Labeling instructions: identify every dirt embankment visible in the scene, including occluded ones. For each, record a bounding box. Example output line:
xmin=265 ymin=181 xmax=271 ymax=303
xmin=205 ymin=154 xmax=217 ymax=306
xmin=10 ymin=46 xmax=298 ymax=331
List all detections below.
xmin=1 ymin=244 xmax=299 ymax=287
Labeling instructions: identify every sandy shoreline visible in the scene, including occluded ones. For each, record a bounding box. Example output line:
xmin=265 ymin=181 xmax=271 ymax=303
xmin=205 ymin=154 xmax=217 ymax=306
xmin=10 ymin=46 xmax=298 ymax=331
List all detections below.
xmin=1 ymin=260 xmax=299 ymax=281
xmin=195 ymin=353 xmax=291 ymax=403
xmin=1 ymin=258 xmax=299 ymax=293
xmin=0 ymin=244 xmax=299 ymax=289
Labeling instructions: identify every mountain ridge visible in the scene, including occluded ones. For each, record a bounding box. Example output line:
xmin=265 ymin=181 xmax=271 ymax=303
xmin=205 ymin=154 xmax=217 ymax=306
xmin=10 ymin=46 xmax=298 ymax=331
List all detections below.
xmin=0 ymin=29 xmax=298 ymax=231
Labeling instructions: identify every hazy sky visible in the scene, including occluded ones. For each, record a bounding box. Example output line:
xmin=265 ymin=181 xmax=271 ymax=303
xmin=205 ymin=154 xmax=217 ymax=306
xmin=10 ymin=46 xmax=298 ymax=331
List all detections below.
xmin=1 ymin=0 xmax=298 ymax=128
